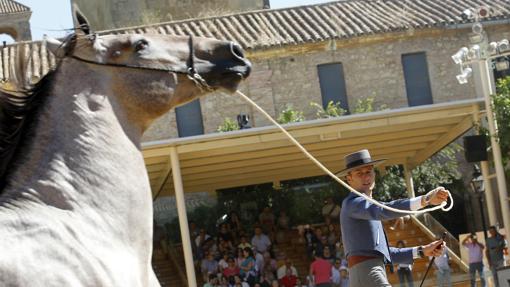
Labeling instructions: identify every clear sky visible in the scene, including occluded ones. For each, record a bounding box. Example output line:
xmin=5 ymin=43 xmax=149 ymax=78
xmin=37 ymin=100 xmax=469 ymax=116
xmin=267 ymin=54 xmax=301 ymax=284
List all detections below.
xmin=6 ymin=0 xmax=333 ymax=41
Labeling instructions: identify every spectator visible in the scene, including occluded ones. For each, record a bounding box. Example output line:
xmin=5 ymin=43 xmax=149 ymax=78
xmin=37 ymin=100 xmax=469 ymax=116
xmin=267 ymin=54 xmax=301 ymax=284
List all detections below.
xmin=271 ymin=279 xmax=280 ymax=287
xmin=219 ymin=253 xmax=230 ymax=272
xmin=338 ymin=266 xmax=349 ymax=287
xmin=204 ymin=273 xmax=218 ymax=287
xmin=236 ymin=248 xmax=244 ymax=267
xmin=238 ymin=235 xmax=252 ymax=250
xmin=196 ymin=229 xmax=211 ymax=251
xmin=331 ymin=259 xmax=342 ymax=287
xmin=327 ymin=224 xmax=338 ymax=247
xmin=234 ymin=275 xmax=250 ymax=287
xmin=486 ymin=226 xmax=507 ymax=287
xmin=334 ymin=241 xmax=345 ymax=261
xmin=219 ymin=223 xmax=234 ymax=242
xmin=257 ymin=274 xmax=272 ymax=287
xmin=219 ymin=238 xmax=234 ymax=257
xmin=395 ymin=240 xmax=414 ymax=287
xmin=263 ymin=251 xmax=277 ymax=276
xmin=223 ymin=257 xmax=240 ymax=278
xmin=304 ymin=226 xmax=317 ymax=259
xmin=255 ymin=251 xmax=265 ymax=277
xmin=252 ymin=226 xmax=272 ymax=254
xmin=462 ymin=234 xmax=486 ymax=287
xmin=323 ymin=246 xmax=334 ymax=264
xmin=277 ymin=258 xmax=298 ymax=279
xmin=322 ymin=197 xmax=341 ymax=223
xmin=431 ymin=245 xmax=452 ymax=287
xmin=279 ymin=267 xmax=298 ymax=287
xmin=294 ymin=277 xmax=306 ymax=287
xmin=201 ymin=252 xmax=219 ymax=282
xmin=389 ymin=215 xmax=410 ymax=231
xmin=309 ymin=251 xmax=332 ymax=287
xmin=239 ymin=247 xmax=257 ymax=285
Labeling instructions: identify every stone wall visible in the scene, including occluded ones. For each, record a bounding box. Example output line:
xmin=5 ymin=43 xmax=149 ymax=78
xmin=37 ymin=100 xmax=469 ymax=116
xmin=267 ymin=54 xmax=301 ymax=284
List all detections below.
xmin=142 ymin=24 xmax=510 ymax=142
xmin=71 ymin=0 xmax=266 ymax=31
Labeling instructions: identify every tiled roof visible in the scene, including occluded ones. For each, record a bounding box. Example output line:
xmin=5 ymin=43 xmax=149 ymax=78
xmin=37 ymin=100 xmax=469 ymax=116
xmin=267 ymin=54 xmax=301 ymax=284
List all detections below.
xmin=104 ymin=0 xmax=510 ymax=50
xmin=0 ymin=0 xmax=30 ymax=15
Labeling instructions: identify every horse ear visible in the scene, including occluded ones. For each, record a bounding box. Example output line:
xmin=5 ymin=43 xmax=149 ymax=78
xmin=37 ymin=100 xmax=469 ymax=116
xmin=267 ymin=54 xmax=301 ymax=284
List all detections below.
xmin=45 ymin=36 xmax=66 ymax=58
xmin=72 ymin=3 xmax=92 ymax=35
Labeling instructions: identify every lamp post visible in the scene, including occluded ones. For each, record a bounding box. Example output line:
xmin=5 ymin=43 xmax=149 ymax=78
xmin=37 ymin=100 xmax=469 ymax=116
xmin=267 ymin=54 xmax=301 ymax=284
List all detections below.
xmin=452 ymin=8 xmax=510 ymax=241
xmin=470 ymin=165 xmax=489 ymax=243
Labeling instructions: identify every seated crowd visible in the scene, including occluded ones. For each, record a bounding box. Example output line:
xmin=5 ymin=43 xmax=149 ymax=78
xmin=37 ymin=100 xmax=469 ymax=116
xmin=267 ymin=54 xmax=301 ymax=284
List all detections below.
xmin=189 ymin=198 xmax=350 ymax=287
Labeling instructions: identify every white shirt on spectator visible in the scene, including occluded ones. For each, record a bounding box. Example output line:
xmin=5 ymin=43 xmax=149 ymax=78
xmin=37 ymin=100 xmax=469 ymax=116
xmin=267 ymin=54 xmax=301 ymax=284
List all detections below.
xmin=251 ymin=234 xmax=271 ymax=253
xmin=277 ymin=265 xmax=298 ymax=279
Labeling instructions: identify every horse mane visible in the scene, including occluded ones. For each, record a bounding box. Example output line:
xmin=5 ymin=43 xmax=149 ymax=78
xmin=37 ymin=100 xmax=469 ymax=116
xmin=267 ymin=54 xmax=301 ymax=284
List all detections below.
xmin=0 ymin=35 xmax=77 ymax=190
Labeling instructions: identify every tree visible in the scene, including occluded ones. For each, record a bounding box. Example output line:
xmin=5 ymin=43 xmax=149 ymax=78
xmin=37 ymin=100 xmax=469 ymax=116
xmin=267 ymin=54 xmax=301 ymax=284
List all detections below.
xmin=493 ymin=76 xmax=510 ymax=174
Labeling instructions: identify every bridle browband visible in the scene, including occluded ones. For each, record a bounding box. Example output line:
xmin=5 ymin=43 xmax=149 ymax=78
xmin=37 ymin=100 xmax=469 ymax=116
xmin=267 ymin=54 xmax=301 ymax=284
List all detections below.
xmin=66 ymin=34 xmax=212 ymax=91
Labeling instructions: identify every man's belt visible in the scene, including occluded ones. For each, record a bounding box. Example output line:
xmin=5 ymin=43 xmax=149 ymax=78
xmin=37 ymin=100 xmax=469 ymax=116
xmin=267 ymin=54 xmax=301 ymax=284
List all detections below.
xmin=347 ymin=255 xmax=380 ymax=268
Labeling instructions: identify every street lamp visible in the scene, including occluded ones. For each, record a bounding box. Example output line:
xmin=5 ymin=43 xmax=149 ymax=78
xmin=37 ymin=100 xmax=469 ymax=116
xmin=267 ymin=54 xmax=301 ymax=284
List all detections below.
xmin=470 ymin=165 xmax=492 ymax=267
xmin=452 ymin=7 xmax=510 ymax=242
xmin=470 ymin=166 xmax=489 ymax=242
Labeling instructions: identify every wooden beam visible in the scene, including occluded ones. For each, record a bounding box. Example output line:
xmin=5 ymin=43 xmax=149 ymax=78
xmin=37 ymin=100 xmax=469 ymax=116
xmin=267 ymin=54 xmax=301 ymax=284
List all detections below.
xmin=178 ymin=126 xmax=450 ymax=168
xmin=409 ymin=116 xmax=474 ymax=168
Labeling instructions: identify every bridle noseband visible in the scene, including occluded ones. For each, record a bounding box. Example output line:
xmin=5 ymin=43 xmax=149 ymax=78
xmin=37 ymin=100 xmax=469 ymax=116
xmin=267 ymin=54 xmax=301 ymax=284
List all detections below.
xmin=66 ymin=34 xmax=212 ymax=91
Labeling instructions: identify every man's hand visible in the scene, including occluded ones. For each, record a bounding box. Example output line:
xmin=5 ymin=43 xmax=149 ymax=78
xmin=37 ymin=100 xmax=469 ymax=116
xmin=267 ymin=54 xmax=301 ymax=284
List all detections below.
xmin=422 ymin=240 xmax=445 ymax=257
xmin=422 ymin=187 xmax=449 ymax=206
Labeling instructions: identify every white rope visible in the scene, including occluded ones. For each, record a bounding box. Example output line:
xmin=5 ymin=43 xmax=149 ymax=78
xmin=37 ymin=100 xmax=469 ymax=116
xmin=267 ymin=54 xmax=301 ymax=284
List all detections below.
xmin=235 ymin=90 xmax=453 ymax=214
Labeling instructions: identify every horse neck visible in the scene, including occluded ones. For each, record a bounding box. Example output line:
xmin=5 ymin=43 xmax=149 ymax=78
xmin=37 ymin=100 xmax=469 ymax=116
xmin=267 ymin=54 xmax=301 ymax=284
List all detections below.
xmin=3 ymin=61 xmax=153 ymax=240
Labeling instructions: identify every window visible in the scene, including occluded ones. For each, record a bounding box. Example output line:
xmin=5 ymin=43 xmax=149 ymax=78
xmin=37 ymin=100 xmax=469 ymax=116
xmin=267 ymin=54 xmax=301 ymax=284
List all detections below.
xmin=317 ymin=63 xmax=349 ymax=112
xmin=402 ymin=52 xmax=433 ymax=106
xmin=175 ymin=99 xmax=204 ymax=137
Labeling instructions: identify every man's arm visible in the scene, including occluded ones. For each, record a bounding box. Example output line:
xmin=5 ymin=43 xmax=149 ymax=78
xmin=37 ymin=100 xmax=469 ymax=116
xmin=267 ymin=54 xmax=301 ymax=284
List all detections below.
xmin=345 ymin=187 xmax=449 ymax=221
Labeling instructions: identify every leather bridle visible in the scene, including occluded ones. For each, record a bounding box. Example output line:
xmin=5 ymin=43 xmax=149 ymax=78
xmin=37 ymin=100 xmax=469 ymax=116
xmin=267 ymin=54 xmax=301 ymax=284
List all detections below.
xmin=68 ymin=34 xmax=212 ymax=91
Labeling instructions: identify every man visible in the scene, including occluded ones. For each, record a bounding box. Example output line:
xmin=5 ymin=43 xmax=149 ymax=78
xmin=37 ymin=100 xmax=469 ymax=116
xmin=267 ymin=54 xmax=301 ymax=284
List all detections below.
xmin=322 ymin=196 xmax=341 ymax=223
xmin=431 ymin=244 xmax=452 ymax=287
xmin=462 ymin=234 xmax=486 ymax=287
xmin=277 ymin=258 xmax=298 ymax=280
xmin=310 ymin=250 xmax=332 ymax=287
xmin=486 ymin=226 xmax=506 ymax=287
xmin=251 ymin=226 xmax=272 ymax=254
xmin=338 ymin=149 xmax=449 ymax=287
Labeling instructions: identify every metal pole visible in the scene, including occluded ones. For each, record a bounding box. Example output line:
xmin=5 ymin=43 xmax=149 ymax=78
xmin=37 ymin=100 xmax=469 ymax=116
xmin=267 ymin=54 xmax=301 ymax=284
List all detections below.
xmin=170 ymin=147 xmax=197 ymax=287
xmin=476 ymin=59 xmax=510 ymax=240
xmin=471 ymin=104 xmax=498 ymax=225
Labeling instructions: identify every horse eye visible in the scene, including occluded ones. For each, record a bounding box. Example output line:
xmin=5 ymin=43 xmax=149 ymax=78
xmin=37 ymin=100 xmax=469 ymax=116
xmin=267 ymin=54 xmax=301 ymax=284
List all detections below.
xmin=134 ymin=39 xmax=149 ymax=52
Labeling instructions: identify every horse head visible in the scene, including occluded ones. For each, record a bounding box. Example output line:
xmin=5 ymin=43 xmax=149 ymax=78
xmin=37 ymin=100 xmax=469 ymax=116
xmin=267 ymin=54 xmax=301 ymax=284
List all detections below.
xmin=45 ymin=6 xmax=251 ymax=130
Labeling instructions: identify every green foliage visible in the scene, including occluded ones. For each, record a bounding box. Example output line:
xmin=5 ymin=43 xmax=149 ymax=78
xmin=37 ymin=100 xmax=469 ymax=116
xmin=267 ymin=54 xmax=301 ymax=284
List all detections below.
xmin=310 ymin=101 xmax=347 ymax=119
xmin=217 ymin=117 xmax=239 ymax=132
xmin=494 ymin=76 xmax=510 ymax=170
xmin=375 ymin=144 xmax=462 ymax=201
xmin=277 ymin=106 xmax=305 ymax=124
xmin=353 ymin=97 xmax=388 ymax=114
xmin=165 ymin=204 xmax=220 ymax=243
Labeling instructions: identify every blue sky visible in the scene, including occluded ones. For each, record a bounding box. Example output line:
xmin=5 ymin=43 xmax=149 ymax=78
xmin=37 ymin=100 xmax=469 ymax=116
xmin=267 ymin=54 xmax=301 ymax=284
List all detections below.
xmin=10 ymin=0 xmax=333 ymax=41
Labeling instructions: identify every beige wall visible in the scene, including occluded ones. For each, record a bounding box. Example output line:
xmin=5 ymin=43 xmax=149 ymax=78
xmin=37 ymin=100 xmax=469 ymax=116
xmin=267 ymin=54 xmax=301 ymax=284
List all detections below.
xmin=142 ymin=24 xmax=510 ymax=142
xmin=71 ymin=0 xmax=266 ymax=31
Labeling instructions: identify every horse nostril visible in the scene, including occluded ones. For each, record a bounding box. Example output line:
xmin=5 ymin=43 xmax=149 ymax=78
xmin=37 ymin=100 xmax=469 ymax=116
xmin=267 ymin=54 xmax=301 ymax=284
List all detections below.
xmin=230 ymin=42 xmax=245 ymax=60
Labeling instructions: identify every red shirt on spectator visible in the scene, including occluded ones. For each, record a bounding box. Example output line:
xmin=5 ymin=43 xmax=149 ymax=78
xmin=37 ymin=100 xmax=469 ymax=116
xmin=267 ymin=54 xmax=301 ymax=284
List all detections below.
xmin=310 ymin=258 xmax=332 ymax=284
xmin=279 ymin=274 xmax=297 ymax=287
xmin=223 ymin=266 xmax=240 ymax=278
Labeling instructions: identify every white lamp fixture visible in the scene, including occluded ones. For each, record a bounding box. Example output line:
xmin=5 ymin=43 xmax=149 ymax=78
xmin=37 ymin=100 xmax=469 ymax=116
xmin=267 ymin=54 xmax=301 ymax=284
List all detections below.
xmin=456 ymin=67 xmax=473 ymax=84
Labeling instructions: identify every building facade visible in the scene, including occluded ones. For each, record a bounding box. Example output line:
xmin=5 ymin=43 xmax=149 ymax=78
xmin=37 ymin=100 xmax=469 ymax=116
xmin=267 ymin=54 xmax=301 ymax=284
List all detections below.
xmin=0 ymin=0 xmax=31 ymax=41
xmin=131 ymin=0 xmax=510 ymax=142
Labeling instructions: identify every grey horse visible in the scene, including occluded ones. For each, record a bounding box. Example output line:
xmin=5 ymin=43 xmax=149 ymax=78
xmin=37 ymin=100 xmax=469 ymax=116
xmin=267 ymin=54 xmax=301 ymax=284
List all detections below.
xmin=0 ymin=7 xmax=250 ymax=287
